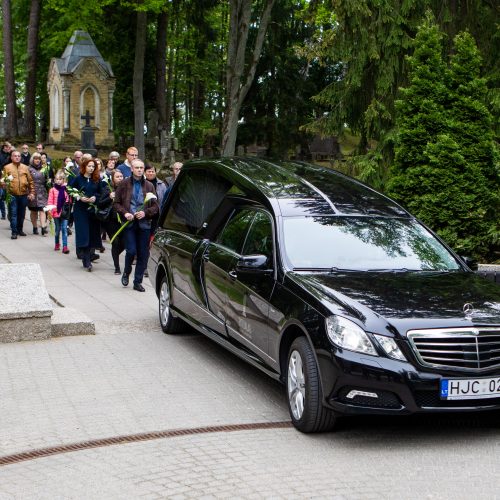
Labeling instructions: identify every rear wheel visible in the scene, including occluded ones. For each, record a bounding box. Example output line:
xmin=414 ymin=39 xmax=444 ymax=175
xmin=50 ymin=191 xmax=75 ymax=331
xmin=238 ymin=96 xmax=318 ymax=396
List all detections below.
xmin=158 ymin=275 xmax=185 ymax=334
xmin=287 ymin=337 xmax=337 ymax=433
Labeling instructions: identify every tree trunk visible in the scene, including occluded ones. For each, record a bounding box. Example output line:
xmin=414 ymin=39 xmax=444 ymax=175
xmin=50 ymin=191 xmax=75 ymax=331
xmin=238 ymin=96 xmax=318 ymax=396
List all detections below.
xmin=24 ymin=0 xmax=43 ymax=140
xmin=155 ymin=10 xmax=168 ymax=131
xmin=166 ymin=45 xmax=174 ymax=135
xmin=221 ymin=0 xmax=275 ymax=156
xmin=2 ymin=0 xmax=18 ymax=138
xmin=133 ymin=10 xmax=147 ymax=158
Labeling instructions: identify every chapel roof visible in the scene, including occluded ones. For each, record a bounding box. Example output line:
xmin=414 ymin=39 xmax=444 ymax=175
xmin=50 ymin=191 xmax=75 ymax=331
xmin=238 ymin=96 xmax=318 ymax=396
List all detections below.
xmin=54 ymin=30 xmax=114 ymax=77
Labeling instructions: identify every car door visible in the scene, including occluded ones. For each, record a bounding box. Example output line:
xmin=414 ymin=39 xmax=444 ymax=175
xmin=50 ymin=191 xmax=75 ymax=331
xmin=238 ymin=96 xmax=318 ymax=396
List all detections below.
xmin=202 ymin=208 xmax=256 ymax=336
xmin=164 ymin=169 xmax=232 ymax=313
xmin=224 ymin=210 xmax=276 ymax=362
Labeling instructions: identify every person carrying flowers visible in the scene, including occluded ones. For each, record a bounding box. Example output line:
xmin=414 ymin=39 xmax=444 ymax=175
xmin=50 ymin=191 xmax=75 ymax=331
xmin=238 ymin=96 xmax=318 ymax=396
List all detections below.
xmin=69 ymin=158 xmax=102 ymax=271
xmin=114 ymin=158 xmax=159 ymax=291
xmin=47 ymin=170 xmax=71 ymax=254
xmin=97 ymin=169 xmax=126 ymax=274
xmin=1 ymin=150 xmax=35 ymax=239
xmin=28 ymin=152 xmax=50 ymax=235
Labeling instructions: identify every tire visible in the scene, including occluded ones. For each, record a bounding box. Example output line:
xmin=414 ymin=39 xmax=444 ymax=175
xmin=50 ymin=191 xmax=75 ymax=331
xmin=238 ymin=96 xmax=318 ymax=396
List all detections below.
xmin=286 ymin=337 xmax=337 ymax=433
xmin=158 ymin=274 xmax=185 ymax=334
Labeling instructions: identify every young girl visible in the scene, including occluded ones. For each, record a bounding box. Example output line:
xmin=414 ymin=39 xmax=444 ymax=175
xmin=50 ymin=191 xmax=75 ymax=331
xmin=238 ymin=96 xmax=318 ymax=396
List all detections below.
xmin=47 ymin=170 xmax=70 ymax=254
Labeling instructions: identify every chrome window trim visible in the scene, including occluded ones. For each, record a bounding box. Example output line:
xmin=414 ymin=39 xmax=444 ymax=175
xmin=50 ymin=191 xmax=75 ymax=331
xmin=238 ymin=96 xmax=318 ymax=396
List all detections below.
xmin=407 ymin=327 xmax=500 ymax=372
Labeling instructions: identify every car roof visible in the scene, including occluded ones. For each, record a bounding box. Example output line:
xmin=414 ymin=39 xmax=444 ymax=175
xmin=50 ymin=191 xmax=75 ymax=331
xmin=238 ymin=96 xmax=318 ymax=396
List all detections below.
xmin=183 ymin=157 xmax=409 ymax=217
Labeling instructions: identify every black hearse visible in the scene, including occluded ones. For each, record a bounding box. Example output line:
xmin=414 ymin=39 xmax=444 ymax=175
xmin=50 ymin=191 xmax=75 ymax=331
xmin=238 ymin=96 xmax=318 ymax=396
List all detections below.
xmin=148 ymin=158 xmax=500 ymax=433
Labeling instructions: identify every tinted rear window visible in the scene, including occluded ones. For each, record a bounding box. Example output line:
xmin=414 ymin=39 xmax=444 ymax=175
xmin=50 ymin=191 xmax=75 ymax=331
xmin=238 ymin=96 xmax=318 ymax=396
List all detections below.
xmin=163 ymin=170 xmax=232 ymax=235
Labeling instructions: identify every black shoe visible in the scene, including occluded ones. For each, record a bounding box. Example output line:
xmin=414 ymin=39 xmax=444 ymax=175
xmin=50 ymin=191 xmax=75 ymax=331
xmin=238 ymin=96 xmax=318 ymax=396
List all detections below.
xmin=87 ymin=265 xmax=92 ymax=272
xmin=18 ymin=231 xmax=27 ymax=236
xmin=114 ymin=268 xmax=121 ymax=275
xmin=121 ymin=273 xmax=129 ymax=287
xmin=33 ymin=227 xmax=38 ymax=234
xmin=90 ymin=254 xmax=100 ymax=262
xmin=133 ymin=283 xmax=145 ymax=292
xmin=11 ymin=233 xmax=17 ymax=239
xmin=1 ymin=216 xmax=5 ymax=220
xmin=67 ymin=228 xmax=72 ymax=235
xmin=99 ymin=246 xmax=105 ymax=253
xmin=41 ymin=227 xmax=48 ymax=236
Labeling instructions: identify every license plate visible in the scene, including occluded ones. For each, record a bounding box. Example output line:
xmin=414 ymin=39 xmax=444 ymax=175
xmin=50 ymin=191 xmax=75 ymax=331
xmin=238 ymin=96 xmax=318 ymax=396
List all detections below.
xmin=440 ymin=377 xmax=500 ymax=400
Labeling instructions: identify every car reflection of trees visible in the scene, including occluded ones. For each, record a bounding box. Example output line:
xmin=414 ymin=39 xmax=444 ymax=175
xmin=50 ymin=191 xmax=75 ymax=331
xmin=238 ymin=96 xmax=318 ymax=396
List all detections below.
xmin=173 ymin=174 xmax=232 ymax=235
xmin=281 ymin=160 xmax=407 ymax=217
xmin=313 ymin=216 xmax=450 ymax=270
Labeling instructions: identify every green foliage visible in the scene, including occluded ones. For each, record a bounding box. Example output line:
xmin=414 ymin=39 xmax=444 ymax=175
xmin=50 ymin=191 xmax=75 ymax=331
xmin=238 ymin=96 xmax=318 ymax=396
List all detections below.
xmin=239 ymin=0 xmax=336 ymax=157
xmin=392 ymin=13 xmax=448 ymax=173
xmin=388 ymin=17 xmax=499 ymax=261
xmin=448 ymin=31 xmax=497 ymax=181
xmin=304 ymin=0 xmax=500 ymax=184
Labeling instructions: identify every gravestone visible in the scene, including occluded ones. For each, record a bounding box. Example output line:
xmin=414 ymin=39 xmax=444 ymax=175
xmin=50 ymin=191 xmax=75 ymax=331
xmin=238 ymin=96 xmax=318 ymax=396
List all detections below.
xmin=81 ymin=109 xmax=97 ymax=156
xmin=160 ymin=130 xmax=169 ymax=167
xmin=147 ymin=110 xmax=159 ymax=142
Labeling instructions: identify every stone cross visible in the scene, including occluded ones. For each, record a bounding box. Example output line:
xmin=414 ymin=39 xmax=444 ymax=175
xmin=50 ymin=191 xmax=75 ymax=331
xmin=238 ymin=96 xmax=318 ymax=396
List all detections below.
xmin=81 ymin=109 xmax=94 ymax=127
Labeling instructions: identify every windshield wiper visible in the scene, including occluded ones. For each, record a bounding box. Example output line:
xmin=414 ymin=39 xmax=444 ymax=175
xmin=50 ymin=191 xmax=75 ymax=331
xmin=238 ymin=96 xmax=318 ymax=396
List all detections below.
xmin=366 ymin=268 xmax=419 ymax=273
xmin=292 ymin=267 xmax=360 ymax=273
xmin=292 ymin=267 xmax=331 ymax=272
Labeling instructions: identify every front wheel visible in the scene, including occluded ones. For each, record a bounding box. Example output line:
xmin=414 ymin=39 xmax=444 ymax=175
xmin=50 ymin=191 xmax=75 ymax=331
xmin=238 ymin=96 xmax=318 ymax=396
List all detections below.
xmin=158 ymin=275 xmax=185 ymax=334
xmin=286 ymin=337 xmax=337 ymax=433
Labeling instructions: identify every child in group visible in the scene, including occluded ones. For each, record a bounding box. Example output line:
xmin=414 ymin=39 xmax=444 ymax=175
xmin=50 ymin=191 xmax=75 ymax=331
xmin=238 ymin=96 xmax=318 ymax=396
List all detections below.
xmin=47 ymin=170 xmax=70 ymax=254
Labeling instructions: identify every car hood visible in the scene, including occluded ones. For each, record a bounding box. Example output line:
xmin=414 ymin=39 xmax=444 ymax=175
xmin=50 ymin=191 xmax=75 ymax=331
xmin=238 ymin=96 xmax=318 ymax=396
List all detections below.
xmin=289 ymin=271 xmax=500 ymax=335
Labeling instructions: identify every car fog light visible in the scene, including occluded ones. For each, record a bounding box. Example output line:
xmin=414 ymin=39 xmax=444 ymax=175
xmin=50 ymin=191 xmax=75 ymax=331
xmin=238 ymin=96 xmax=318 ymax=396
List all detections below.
xmin=373 ymin=335 xmax=407 ymax=361
xmin=346 ymin=390 xmax=378 ymax=400
xmin=326 ymin=316 xmax=377 ymax=356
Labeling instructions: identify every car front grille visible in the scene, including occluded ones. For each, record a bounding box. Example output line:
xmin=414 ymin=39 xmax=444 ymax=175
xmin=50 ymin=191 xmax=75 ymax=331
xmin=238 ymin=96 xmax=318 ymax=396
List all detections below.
xmin=407 ymin=327 xmax=500 ymax=372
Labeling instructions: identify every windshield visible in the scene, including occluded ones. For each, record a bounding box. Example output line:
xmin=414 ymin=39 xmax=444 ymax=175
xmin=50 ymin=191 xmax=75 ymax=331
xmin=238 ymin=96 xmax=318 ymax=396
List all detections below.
xmin=283 ymin=216 xmax=461 ymax=271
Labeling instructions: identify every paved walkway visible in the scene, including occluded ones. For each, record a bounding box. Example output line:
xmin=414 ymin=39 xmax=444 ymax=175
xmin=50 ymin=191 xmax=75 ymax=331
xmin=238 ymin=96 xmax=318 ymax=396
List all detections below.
xmin=0 ymin=218 xmax=499 ymax=499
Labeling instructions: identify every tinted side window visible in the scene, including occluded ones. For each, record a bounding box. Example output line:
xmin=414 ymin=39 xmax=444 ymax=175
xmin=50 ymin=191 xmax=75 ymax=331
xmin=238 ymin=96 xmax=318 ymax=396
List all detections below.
xmin=242 ymin=211 xmax=273 ymax=261
xmin=163 ymin=170 xmax=231 ymax=235
xmin=217 ymin=209 xmax=255 ymax=254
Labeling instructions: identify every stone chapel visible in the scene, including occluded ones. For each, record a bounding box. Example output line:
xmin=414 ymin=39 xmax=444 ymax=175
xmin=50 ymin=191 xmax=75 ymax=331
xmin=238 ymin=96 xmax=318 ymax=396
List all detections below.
xmin=47 ymin=30 xmax=115 ymax=146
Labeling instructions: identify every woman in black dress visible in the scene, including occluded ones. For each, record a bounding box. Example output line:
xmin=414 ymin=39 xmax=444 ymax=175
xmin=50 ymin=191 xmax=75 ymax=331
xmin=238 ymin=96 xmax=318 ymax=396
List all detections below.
xmin=70 ymin=158 xmax=102 ymax=271
xmin=98 ymin=169 xmax=126 ymax=274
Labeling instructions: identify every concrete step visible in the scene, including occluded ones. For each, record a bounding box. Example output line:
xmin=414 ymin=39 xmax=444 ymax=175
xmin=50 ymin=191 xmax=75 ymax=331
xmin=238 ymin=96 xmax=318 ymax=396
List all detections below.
xmin=0 ymin=263 xmax=53 ymax=342
xmin=0 ymin=263 xmax=95 ymax=342
xmin=51 ymin=307 xmax=95 ymax=337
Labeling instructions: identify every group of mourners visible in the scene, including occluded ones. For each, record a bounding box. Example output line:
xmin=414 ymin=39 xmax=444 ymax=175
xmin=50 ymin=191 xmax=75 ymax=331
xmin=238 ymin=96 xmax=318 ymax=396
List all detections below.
xmin=0 ymin=141 xmax=183 ymax=292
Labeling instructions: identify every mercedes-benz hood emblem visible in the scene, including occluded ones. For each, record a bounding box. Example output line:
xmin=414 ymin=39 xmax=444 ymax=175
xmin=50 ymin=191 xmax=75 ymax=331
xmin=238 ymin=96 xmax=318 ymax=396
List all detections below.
xmin=463 ymin=303 xmax=474 ymax=318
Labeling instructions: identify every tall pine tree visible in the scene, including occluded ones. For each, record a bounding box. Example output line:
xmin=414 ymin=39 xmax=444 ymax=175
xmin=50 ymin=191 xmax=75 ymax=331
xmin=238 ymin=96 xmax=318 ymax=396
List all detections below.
xmin=388 ymin=16 xmax=499 ymax=260
xmin=448 ymin=31 xmax=497 ymax=183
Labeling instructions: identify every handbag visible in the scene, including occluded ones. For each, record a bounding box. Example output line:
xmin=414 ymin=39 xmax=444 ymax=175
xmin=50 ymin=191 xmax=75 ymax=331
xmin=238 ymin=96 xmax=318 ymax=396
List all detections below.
xmin=61 ymin=202 xmax=71 ymax=220
xmin=93 ymin=204 xmax=113 ymax=222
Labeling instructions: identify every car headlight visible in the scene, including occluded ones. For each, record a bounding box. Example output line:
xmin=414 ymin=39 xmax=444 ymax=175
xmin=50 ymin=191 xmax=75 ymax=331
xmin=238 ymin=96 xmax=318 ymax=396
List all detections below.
xmin=325 ymin=316 xmax=377 ymax=356
xmin=373 ymin=334 xmax=407 ymax=361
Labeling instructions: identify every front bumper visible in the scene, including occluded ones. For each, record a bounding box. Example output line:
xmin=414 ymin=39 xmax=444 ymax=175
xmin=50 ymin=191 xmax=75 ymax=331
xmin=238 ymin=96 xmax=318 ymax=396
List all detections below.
xmin=320 ymin=348 xmax=500 ymax=415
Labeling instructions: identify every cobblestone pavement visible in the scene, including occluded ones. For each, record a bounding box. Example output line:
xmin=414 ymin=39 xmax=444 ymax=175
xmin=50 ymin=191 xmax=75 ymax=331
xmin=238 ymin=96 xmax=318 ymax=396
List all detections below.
xmin=0 ymin=219 xmax=499 ymax=498
xmin=0 ymin=422 xmax=499 ymax=499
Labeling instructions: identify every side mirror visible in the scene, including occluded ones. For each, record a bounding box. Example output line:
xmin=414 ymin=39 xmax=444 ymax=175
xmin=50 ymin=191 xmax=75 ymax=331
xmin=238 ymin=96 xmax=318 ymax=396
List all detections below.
xmin=461 ymin=256 xmax=478 ymax=271
xmin=236 ymin=254 xmax=272 ymax=274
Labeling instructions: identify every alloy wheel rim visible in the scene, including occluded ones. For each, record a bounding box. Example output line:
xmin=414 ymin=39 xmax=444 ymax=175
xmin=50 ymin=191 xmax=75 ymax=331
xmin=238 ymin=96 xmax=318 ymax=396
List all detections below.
xmin=288 ymin=350 xmax=305 ymax=420
xmin=159 ymin=281 xmax=170 ymax=326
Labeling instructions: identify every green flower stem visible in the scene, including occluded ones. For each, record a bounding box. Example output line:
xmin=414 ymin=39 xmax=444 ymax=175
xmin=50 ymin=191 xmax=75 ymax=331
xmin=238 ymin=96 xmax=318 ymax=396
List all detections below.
xmin=109 ymin=218 xmax=132 ymax=244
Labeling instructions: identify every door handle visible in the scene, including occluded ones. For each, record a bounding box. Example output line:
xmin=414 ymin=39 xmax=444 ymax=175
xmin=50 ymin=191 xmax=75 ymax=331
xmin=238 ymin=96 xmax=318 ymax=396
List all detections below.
xmin=228 ymin=270 xmax=237 ymax=280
